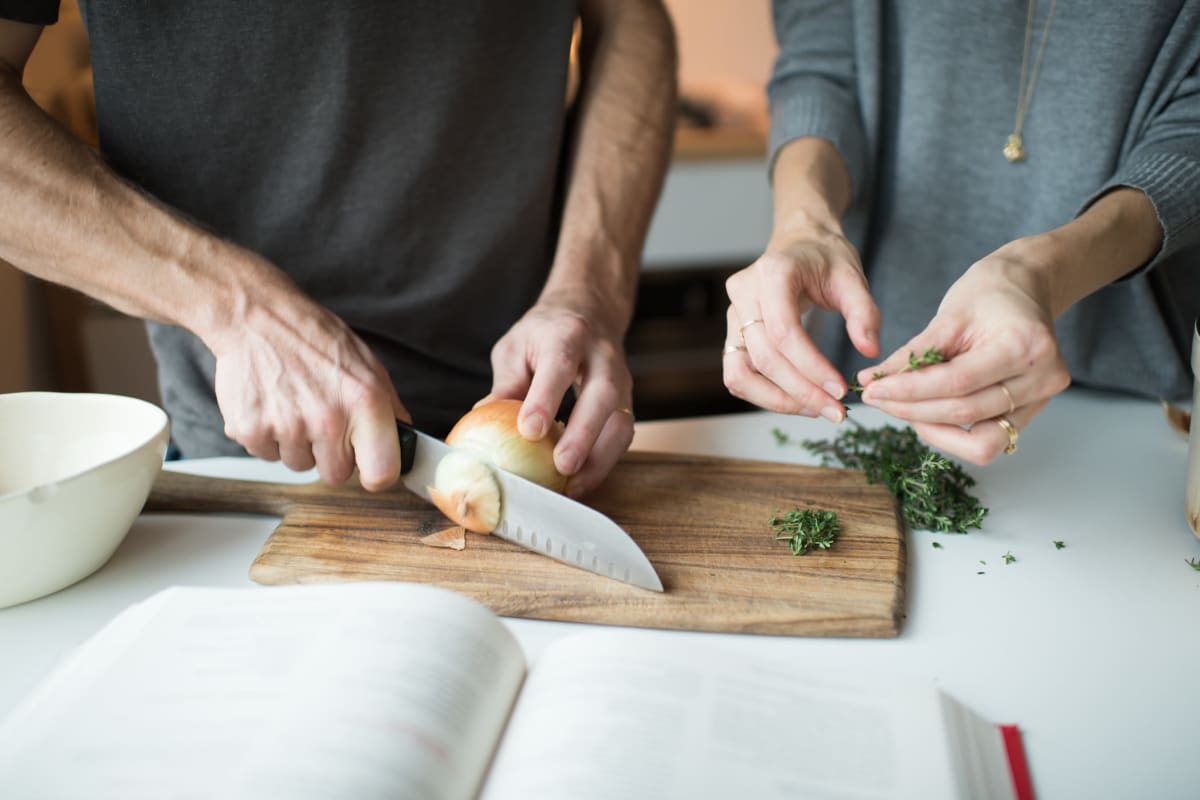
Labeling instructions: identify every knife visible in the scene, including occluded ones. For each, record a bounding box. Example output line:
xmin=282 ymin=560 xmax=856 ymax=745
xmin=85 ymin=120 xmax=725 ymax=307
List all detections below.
xmin=397 ymin=422 xmax=663 ymax=592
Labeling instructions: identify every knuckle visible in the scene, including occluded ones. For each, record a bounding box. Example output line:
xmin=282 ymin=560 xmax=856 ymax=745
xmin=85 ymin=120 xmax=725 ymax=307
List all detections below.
xmin=310 ymin=409 xmax=346 ymax=441
xmin=723 ymin=366 xmax=748 ymax=398
xmin=1051 ymin=364 xmax=1072 ymax=394
xmin=558 ymin=315 xmax=591 ymax=344
xmin=320 ymin=456 xmax=355 ymax=486
xmin=945 ymin=400 xmax=976 ymax=426
xmin=725 ymin=271 xmax=750 ymax=298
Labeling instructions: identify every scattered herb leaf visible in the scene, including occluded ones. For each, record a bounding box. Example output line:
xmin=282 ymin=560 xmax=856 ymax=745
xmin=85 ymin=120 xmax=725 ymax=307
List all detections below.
xmin=1054 ymin=540 xmax=1065 ymax=550
xmin=1187 ymin=557 xmax=1200 ymax=571
xmin=770 ymin=506 xmax=840 ymax=556
xmin=977 ymin=571 xmax=986 ymax=575
xmin=932 ymin=541 xmax=943 ymax=549
xmin=801 ymin=422 xmax=987 ymax=533
xmin=1003 ymin=550 xmax=1016 ymax=565
xmin=979 ymin=560 xmax=987 ymax=565
xmin=771 ymin=427 xmax=791 ymax=446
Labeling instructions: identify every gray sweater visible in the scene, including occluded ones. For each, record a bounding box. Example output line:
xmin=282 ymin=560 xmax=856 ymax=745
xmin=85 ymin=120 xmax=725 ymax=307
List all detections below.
xmin=770 ymin=0 xmax=1200 ymax=400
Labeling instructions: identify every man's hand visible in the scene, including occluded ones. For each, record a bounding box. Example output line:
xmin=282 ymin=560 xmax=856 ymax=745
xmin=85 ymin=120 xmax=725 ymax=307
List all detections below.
xmin=485 ymin=0 xmax=674 ymax=498
xmin=486 ymin=288 xmax=634 ymax=499
xmin=205 ymin=256 xmax=409 ymax=491
xmin=723 ymin=223 xmax=880 ymax=422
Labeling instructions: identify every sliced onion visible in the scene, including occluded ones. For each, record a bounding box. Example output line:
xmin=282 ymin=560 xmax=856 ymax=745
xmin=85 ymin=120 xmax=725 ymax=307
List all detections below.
xmin=426 ymin=399 xmax=567 ymax=534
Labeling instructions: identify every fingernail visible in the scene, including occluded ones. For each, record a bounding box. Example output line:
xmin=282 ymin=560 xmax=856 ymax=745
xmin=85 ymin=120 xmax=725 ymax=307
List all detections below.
xmin=820 ymin=406 xmax=844 ymax=423
xmin=823 ymin=381 xmax=845 ymax=400
xmin=556 ymin=447 xmax=579 ymax=475
xmin=519 ymin=412 xmax=546 ymax=440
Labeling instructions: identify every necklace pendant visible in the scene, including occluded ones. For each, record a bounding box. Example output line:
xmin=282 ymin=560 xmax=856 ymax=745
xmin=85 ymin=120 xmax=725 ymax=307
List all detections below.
xmin=1003 ymin=134 xmax=1026 ymax=163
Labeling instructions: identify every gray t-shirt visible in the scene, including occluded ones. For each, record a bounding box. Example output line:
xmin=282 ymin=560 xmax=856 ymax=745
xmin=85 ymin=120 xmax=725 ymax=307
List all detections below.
xmin=770 ymin=1 xmax=1200 ymax=401
xmin=10 ymin=1 xmax=578 ymax=454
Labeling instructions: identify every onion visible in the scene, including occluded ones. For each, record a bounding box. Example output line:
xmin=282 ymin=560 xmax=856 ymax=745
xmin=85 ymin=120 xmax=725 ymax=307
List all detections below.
xmin=427 ymin=399 xmax=567 ymax=534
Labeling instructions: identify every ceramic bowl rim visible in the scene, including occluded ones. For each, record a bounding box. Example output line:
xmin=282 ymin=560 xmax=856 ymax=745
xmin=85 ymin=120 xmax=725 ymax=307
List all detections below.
xmin=0 ymin=391 xmax=169 ymax=503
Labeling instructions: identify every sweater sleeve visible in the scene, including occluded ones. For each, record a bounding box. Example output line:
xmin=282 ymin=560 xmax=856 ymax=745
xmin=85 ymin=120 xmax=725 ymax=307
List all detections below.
xmin=1080 ymin=37 xmax=1200 ymax=272
xmin=768 ymin=0 xmax=867 ymax=198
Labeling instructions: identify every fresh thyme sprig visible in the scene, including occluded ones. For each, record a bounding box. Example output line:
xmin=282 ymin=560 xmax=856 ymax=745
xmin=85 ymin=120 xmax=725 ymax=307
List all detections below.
xmin=799 ymin=422 xmax=988 ymax=534
xmin=848 ymin=348 xmax=945 ymax=394
xmin=770 ymin=505 xmax=840 ymax=556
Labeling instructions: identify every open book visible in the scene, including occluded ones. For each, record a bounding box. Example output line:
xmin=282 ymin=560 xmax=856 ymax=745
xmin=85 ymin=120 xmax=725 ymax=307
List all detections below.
xmin=0 ymin=583 xmax=1032 ymax=799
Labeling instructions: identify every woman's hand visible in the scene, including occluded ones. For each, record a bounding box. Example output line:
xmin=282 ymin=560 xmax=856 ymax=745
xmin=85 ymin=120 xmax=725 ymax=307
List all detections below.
xmin=858 ymin=245 xmax=1071 ymax=465
xmin=486 ymin=287 xmax=635 ymax=498
xmin=723 ymin=222 xmax=881 ymax=422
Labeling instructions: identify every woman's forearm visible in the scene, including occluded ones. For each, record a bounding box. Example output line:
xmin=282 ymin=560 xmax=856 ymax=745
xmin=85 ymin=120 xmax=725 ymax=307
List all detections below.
xmin=999 ymin=187 xmax=1163 ymax=318
xmin=770 ymin=136 xmax=854 ymax=239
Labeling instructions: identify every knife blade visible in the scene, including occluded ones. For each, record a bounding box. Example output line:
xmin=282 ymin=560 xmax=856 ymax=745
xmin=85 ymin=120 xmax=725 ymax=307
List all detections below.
xmin=396 ymin=422 xmax=663 ymax=592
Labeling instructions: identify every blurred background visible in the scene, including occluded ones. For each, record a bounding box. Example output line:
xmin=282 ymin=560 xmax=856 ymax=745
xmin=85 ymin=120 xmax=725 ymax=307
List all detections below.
xmin=0 ymin=1 xmax=776 ymax=421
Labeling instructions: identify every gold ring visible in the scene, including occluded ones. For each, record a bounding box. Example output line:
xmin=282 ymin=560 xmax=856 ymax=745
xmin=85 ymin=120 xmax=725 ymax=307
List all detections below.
xmin=721 ymin=343 xmax=748 ymax=356
xmin=738 ymin=318 xmax=764 ymax=333
xmin=616 ymin=407 xmax=634 ymax=417
xmin=998 ymin=382 xmax=1016 ymax=416
xmin=995 ymin=415 xmax=1019 ymax=455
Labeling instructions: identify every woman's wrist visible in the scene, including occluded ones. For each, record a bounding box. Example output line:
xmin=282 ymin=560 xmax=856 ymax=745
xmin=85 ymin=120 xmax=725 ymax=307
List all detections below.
xmin=990 ymin=187 xmax=1162 ymax=319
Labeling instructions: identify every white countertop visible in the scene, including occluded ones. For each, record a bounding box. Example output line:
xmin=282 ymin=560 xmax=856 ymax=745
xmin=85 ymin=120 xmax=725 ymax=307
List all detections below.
xmin=3 ymin=388 xmax=1198 ymax=799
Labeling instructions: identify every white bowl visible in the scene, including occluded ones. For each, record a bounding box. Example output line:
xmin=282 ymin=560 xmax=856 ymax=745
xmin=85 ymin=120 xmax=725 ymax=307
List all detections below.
xmin=0 ymin=392 xmax=169 ymax=608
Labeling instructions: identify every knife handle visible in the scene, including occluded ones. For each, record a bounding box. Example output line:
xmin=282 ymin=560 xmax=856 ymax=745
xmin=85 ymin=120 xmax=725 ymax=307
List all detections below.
xmin=396 ymin=421 xmax=418 ymax=476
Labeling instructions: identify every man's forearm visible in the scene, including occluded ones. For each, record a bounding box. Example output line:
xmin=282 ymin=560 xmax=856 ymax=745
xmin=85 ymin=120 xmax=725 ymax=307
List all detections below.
xmin=769 ymin=137 xmax=853 ymax=241
xmin=0 ymin=66 xmax=291 ymax=350
xmin=543 ymin=0 xmax=677 ymax=333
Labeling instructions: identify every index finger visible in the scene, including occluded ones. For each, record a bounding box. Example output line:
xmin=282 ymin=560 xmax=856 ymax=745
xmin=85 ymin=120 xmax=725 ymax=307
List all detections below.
xmin=553 ymin=354 xmax=631 ymax=478
xmin=518 ymin=339 xmax=580 ymax=444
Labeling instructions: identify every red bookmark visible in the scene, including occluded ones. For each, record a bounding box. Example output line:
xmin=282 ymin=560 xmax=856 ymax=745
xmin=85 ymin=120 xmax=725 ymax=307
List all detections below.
xmin=999 ymin=724 xmax=1035 ymax=800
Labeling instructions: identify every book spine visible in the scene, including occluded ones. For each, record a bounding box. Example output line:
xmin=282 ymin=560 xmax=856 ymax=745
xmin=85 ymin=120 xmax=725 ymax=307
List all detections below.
xmin=999 ymin=724 xmax=1035 ymax=800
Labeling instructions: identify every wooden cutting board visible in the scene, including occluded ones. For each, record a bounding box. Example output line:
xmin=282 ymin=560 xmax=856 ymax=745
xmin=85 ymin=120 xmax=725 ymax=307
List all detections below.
xmin=146 ymin=452 xmax=906 ymax=637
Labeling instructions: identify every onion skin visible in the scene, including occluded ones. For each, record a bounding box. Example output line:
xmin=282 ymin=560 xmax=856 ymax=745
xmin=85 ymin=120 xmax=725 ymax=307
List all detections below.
xmin=445 ymin=399 xmax=568 ymax=493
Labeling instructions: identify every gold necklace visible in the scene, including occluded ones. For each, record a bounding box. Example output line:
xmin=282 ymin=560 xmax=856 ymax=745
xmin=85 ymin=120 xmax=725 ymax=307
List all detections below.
xmin=1004 ymin=0 xmax=1058 ymax=163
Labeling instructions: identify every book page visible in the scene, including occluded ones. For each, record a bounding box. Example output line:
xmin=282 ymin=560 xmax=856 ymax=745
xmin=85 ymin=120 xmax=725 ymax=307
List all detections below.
xmin=480 ymin=631 xmax=998 ymax=800
xmin=0 ymin=583 xmax=526 ymax=800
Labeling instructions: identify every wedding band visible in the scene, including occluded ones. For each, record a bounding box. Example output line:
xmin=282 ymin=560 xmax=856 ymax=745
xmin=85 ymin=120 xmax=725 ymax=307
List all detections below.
xmin=722 ymin=343 xmax=748 ymax=356
xmin=998 ymin=382 xmax=1016 ymax=416
xmin=738 ymin=318 xmax=764 ymax=333
xmin=616 ymin=407 xmax=634 ymax=417
xmin=995 ymin=415 xmax=1019 ymax=455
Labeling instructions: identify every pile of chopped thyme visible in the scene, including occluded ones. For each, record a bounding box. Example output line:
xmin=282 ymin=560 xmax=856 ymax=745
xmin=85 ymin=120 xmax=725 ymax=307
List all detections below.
xmin=777 ymin=422 xmax=988 ymax=534
xmin=769 ymin=505 xmax=840 ymax=555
